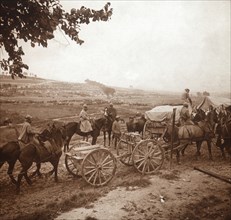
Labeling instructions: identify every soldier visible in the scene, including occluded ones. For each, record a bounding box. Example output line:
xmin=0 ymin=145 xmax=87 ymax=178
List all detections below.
xmin=181 ymin=88 xmax=192 ymax=106
xmin=108 ymin=102 xmax=117 ymax=121
xmin=112 ymin=116 xmax=121 ymax=149
xmin=79 ymin=104 xmax=93 ymax=133
xmin=18 ymin=115 xmax=39 ymax=146
xmin=179 ymin=103 xmax=194 ymax=126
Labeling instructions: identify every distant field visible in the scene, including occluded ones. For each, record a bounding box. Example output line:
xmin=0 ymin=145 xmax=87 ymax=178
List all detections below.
xmin=0 ymin=75 xmax=219 ymax=127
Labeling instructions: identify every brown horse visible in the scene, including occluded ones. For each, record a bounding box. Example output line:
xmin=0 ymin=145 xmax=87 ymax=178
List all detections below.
xmin=16 ymin=123 xmax=64 ymax=193
xmin=164 ymin=120 xmax=214 ymax=163
xmin=102 ymin=115 xmax=114 ymax=147
xmin=216 ymin=115 xmax=231 ymax=157
xmin=0 ymin=141 xmax=20 ymax=185
xmin=0 ymin=127 xmax=53 ymax=185
xmin=126 ymin=115 xmax=146 ymax=136
xmin=63 ymin=117 xmax=107 ymax=152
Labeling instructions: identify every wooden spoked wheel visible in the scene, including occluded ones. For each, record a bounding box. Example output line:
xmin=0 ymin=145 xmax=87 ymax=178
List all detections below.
xmin=117 ymin=139 xmax=135 ymax=166
xmin=132 ymin=139 xmax=164 ymax=174
xmin=65 ymin=141 xmax=91 ymax=177
xmin=81 ymin=148 xmax=117 ymax=186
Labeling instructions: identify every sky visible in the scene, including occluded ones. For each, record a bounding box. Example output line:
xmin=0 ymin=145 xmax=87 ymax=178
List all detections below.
xmin=1 ymin=0 xmax=230 ymax=93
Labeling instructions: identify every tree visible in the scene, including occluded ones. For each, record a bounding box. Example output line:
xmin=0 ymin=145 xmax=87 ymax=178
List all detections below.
xmin=101 ymin=86 xmax=115 ymax=97
xmin=0 ymin=0 xmax=112 ymax=79
xmin=202 ymin=91 xmax=210 ymax=96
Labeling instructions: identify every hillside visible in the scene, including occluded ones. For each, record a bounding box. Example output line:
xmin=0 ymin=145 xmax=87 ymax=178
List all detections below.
xmin=0 ymin=75 xmax=184 ymax=105
xmin=1 ymin=75 xmax=227 ymax=126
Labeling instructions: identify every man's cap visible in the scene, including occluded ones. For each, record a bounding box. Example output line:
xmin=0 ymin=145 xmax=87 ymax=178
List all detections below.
xmin=109 ymin=102 xmax=113 ymax=106
xmin=83 ymin=104 xmax=87 ymax=108
xmin=116 ymin=115 xmax=120 ymax=119
xmin=185 ymin=88 xmax=190 ymax=92
xmin=25 ymin=114 xmax=32 ymax=119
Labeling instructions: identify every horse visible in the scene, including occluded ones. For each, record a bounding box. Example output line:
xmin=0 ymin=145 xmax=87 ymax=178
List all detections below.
xmin=163 ymin=118 xmax=215 ymax=163
xmin=0 ymin=141 xmax=21 ymax=185
xmin=134 ymin=115 xmax=146 ymax=136
xmin=102 ymin=115 xmax=114 ymax=147
xmin=126 ymin=117 xmax=136 ymax=132
xmin=63 ymin=117 xmax=107 ymax=152
xmin=126 ymin=115 xmax=146 ymax=136
xmin=16 ymin=123 xmax=64 ymax=193
xmin=216 ymin=114 xmax=231 ymax=158
xmin=0 ymin=126 xmax=55 ymax=186
xmin=191 ymin=108 xmax=206 ymax=124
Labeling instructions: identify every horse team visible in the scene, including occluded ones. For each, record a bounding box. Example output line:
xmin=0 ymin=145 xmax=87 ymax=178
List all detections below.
xmin=0 ymin=104 xmax=230 ymax=193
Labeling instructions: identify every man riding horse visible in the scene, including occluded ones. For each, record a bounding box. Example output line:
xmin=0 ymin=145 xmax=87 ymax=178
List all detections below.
xmin=79 ymin=104 xmax=93 ymax=141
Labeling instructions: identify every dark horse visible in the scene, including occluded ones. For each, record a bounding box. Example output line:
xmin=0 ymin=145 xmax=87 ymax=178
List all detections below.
xmin=16 ymin=124 xmax=64 ymax=193
xmin=63 ymin=117 xmax=107 ymax=152
xmin=216 ymin=114 xmax=231 ymax=158
xmin=0 ymin=125 xmax=61 ymax=187
xmin=0 ymin=141 xmax=20 ymax=185
xmin=102 ymin=115 xmax=114 ymax=147
xmin=126 ymin=115 xmax=146 ymax=136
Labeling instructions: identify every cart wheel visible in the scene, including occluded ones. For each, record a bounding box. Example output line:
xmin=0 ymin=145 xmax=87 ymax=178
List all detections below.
xmin=81 ymin=148 xmax=117 ymax=186
xmin=65 ymin=141 xmax=91 ymax=177
xmin=117 ymin=139 xmax=135 ymax=166
xmin=132 ymin=139 xmax=164 ymax=174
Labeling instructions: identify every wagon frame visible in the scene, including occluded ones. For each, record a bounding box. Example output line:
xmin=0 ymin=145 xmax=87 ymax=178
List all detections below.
xmin=64 ymin=105 xmax=187 ymax=186
xmin=65 ymin=134 xmax=166 ymax=186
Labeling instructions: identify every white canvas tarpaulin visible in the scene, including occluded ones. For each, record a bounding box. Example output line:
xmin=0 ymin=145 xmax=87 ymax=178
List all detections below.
xmin=145 ymin=105 xmax=183 ymax=122
xmin=197 ymin=96 xmax=231 ymax=111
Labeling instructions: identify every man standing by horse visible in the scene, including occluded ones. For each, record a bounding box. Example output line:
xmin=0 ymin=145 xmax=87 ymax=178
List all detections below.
xmin=112 ymin=116 xmax=121 ymax=149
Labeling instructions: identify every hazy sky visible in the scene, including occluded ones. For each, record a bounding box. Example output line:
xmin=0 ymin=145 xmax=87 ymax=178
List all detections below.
xmin=2 ymin=0 xmax=230 ymax=93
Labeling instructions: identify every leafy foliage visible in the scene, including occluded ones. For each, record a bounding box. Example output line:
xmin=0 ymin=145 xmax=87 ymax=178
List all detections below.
xmin=202 ymin=91 xmax=210 ymax=96
xmin=85 ymin=79 xmax=116 ymax=97
xmin=101 ymin=86 xmax=115 ymax=97
xmin=0 ymin=0 xmax=112 ymax=79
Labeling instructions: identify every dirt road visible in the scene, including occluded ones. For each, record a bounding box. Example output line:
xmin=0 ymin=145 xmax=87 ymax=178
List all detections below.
xmin=56 ymin=165 xmax=231 ymax=220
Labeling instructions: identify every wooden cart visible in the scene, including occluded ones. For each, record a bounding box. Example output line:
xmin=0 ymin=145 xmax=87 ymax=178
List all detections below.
xmin=65 ymin=135 xmax=165 ymax=186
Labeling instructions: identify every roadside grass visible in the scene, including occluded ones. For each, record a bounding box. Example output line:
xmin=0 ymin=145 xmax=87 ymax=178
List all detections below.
xmin=14 ymin=191 xmax=101 ymax=220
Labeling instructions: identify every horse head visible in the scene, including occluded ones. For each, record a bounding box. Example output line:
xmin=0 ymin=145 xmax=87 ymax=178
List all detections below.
xmin=95 ymin=116 xmax=107 ymax=130
xmin=192 ymin=108 xmax=206 ymax=124
xmin=38 ymin=128 xmax=52 ymax=143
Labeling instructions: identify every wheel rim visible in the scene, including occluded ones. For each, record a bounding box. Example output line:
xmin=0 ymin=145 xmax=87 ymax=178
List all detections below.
xmin=117 ymin=139 xmax=134 ymax=166
xmin=81 ymin=148 xmax=117 ymax=186
xmin=132 ymin=140 xmax=164 ymax=174
xmin=65 ymin=141 xmax=91 ymax=177
xmin=65 ymin=155 xmax=82 ymax=177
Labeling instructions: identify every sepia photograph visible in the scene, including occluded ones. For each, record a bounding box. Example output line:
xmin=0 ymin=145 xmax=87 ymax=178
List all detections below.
xmin=0 ymin=0 xmax=230 ymax=219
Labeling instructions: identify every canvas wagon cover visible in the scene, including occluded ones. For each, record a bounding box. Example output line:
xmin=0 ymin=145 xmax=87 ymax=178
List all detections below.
xmin=145 ymin=105 xmax=183 ymax=122
xmin=197 ymin=96 xmax=231 ymax=111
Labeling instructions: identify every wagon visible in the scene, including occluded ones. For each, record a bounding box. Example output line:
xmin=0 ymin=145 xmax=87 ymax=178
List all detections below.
xmin=143 ymin=105 xmax=183 ymax=140
xmin=65 ymin=134 xmax=165 ymax=186
xmin=65 ymin=105 xmax=188 ymax=186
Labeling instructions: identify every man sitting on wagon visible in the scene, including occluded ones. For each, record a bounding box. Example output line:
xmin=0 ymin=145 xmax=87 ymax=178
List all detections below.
xmin=179 ymin=102 xmax=194 ymax=126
